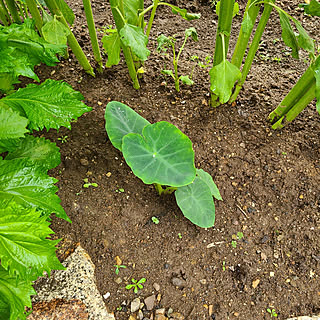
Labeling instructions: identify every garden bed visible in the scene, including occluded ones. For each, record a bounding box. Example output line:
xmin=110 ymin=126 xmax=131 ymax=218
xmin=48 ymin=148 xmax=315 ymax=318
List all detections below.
xmin=36 ymin=0 xmax=320 ymax=319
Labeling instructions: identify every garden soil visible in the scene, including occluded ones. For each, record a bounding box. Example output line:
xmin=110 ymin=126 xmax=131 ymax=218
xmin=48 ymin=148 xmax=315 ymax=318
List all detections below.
xmin=33 ymin=0 xmax=320 ymax=319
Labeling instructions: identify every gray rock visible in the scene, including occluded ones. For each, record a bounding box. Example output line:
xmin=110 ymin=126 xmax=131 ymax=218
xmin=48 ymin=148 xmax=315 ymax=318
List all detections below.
xmin=144 ymin=295 xmax=156 ymax=311
xmin=131 ymin=298 xmax=141 ymax=313
xmin=153 ymin=282 xmax=160 ymax=291
xmin=171 ymin=277 xmax=186 ymax=289
xmin=155 ymin=308 xmax=165 ymax=315
xmin=138 ymin=310 xmax=144 ymax=320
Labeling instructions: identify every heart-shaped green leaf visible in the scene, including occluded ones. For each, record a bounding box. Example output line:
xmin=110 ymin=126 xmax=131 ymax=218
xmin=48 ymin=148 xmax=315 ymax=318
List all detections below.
xmin=102 ymin=31 xmax=121 ymax=67
xmin=175 ymin=176 xmax=215 ymax=228
xmin=196 ymin=169 xmax=222 ymax=200
xmin=105 ymin=101 xmax=150 ymax=151
xmin=122 ymin=122 xmax=196 ymax=187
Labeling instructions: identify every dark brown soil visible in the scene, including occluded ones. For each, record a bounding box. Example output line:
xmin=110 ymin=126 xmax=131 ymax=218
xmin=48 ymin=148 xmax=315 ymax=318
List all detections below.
xmin=35 ymin=0 xmax=320 ymax=319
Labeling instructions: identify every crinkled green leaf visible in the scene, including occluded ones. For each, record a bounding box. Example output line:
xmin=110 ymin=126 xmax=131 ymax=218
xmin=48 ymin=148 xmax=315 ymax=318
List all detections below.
xmin=0 ymin=79 xmax=92 ymax=131
xmin=156 ymin=34 xmax=174 ymax=53
xmin=313 ymin=56 xmax=320 ymax=113
xmin=294 ymin=19 xmax=314 ymax=54
xmin=0 ymin=204 xmax=64 ymax=281
xmin=42 ymin=15 xmax=70 ymax=45
xmin=0 ymin=106 xmax=28 ymax=140
xmin=185 ymin=27 xmax=198 ymax=41
xmin=0 ymin=139 xmax=21 ymax=154
xmin=102 ymin=32 xmax=121 ymax=67
xmin=209 ymin=60 xmax=241 ymax=104
xmin=123 ymin=0 xmax=141 ymax=25
xmin=5 ymin=136 xmax=61 ymax=170
xmin=300 ymin=0 xmax=320 ymax=16
xmin=175 ymin=176 xmax=215 ymax=228
xmin=122 ymin=122 xmax=196 ymax=187
xmin=0 ymin=265 xmax=35 ymax=320
xmin=120 ymin=24 xmax=150 ymax=61
xmin=0 ymin=158 xmax=70 ymax=222
xmin=196 ymin=169 xmax=222 ymax=200
xmin=166 ymin=4 xmax=201 ymax=20
xmin=162 ymin=69 xmax=175 ymax=79
xmin=105 ymin=101 xmax=150 ymax=151
xmin=278 ymin=11 xmax=299 ymax=59
xmin=55 ymin=0 xmax=75 ymax=25
xmin=179 ymin=75 xmax=194 ymax=86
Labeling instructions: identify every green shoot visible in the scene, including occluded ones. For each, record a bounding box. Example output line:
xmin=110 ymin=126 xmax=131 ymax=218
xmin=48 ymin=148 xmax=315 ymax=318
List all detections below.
xmin=267 ymin=308 xmax=278 ymax=317
xmin=83 ymin=178 xmax=98 ymax=188
xmin=114 ymin=264 xmax=127 ymax=275
xmin=57 ymin=135 xmax=68 ymax=143
xmin=125 ymin=278 xmax=146 ymax=293
xmin=151 ymin=216 xmax=160 ymax=224
xmin=157 ymin=28 xmax=198 ymax=92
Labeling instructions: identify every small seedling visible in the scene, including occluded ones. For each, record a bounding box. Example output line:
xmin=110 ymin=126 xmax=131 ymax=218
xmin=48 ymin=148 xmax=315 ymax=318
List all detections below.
xmin=83 ymin=178 xmax=98 ymax=188
xmin=231 ymin=232 xmax=244 ymax=248
xmin=125 ymin=278 xmax=146 ymax=293
xmin=114 ymin=264 xmax=127 ymax=275
xmin=178 ymin=233 xmax=182 ymax=239
xmin=58 ymin=135 xmax=68 ymax=143
xmin=267 ymin=308 xmax=278 ymax=318
xmin=116 ymin=306 xmax=122 ymax=311
xmin=222 ymin=261 xmax=226 ymax=271
xmin=116 ymin=188 xmax=125 ymax=193
xmin=157 ymin=28 xmax=198 ymax=92
xmin=151 ymin=216 xmax=160 ymax=224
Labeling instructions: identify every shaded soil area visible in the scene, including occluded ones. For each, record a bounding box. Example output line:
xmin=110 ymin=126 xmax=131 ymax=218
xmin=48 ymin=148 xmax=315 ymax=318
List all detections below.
xmin=35 ymin=0 xmax=320 ymax=319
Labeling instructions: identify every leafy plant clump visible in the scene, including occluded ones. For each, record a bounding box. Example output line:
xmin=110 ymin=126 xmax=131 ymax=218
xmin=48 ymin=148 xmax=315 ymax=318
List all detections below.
xmin=105 ymin=101 xmax=222 ymax=228
xmin=157 ymin=27 xmax=199 ymax=92
xmin=0 ymin=79 xmax=91 ymax=319
xmin=126 ymin=277 xmax=146 ymax=293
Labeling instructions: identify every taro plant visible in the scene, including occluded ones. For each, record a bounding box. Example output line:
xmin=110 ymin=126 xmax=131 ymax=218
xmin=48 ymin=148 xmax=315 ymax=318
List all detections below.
xmin=105 ymin=101 xmax=222 ymax=228
xmin=0 ymin=79 xmax=91 ymax=319
xmin=102 ymin=0 xmax=200 ymax=89
xmin=157 ymin=27 xmax=198 ymax=92
xmin=209 ymin=0 xmax=315 ymax=107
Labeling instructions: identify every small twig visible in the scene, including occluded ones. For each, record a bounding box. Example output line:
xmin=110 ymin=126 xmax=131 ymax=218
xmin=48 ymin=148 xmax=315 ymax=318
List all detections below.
xmin=236 ymin=204 xmax=248 ymax=219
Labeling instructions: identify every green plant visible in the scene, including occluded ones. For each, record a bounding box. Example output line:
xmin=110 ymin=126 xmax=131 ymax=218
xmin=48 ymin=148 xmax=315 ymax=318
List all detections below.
xmin=83 ymin=178 xmax=98 ymax=188
xmin=0 ymin=79 xmax=91 ymax=319
xmin=178 ymin=232 xmax=182 ymax=239
xmin=231 ymin=231 xmax=244 ymax=248
xmin=102 ymin=0 xmax=200 ymax=89
xmin=125 ymin=277 xmax=146 ymax=293
xmin=58 ymin=135 xmax=68 ymax=143
xmin=105 ymin=101 xmax=222 ymax=228
xmin=157 ymin=28 xmax=198 ymax=92
xmin=151 ymin=216 xmax=159 ymax=224
xmin=114 ymin=264 xmax=127 ymax=275
xmin=209 ymin=0 xmax=315 ymax=107
xmin=267 ymin=308 xmax=278 ymax=317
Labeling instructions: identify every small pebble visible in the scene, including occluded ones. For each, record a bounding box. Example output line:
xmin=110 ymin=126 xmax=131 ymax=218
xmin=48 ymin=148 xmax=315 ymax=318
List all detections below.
xmin=153 ymin=282 xmax=160 ymax=291
xmin=144 ymin=295 xmax=156 ymax=311
xmin=106 ymin=172 xmax=112 ymax=177
xmin=171 ymin=277 xmax=186 ymax=289
xmin=80 ymin=158 xmax=89 ymax=166
xmin=131 ymin=298 xmax=141 ymax=313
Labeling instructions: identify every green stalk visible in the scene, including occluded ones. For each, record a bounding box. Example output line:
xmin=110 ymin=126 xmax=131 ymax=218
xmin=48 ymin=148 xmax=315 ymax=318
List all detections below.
xmin=212 ymin=0 xmax=235 ymax=67
xmin=4 ymin=0 xmax=20 ymax=23
xmin=231 ymin=0 xmax=261 ymax=69
xmin=0 ymin=2 xmax=10 ymax=25
xmin=269 ymin=66 xmax=315 ymax=124
xmin=25 ymin=0 xmax=43 ymax=32
xmin=271 ymin=82 xmax=315 ymax=129
xmin=45 ymin=0 xmax=95 ymax=76
xmin=145 ymin=0 xmax=159 ymax=38
xmin=229 ymin=0 xmax=274 ymax=102
xmin=110 ymin=0 xmax=140 ymax=89
xmin=82 ymin=0 xmax=103 ymax=73
xmin=0 ymin=0 xmax=11 ymax=24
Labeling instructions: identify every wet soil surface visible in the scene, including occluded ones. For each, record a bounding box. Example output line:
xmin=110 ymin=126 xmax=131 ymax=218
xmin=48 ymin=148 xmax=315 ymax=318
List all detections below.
xmin=34 ymin=0 xmax=320 ymax=319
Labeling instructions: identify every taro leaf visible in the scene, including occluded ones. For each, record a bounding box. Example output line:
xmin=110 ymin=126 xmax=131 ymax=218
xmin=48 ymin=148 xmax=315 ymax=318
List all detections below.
xmin=196 ymin=169 xmax=222 ymax=200
xmin=0 ymin=79 xmax=92 ymax=131
xmin=162 ymin=69 xmax=175 ymax=79
xmin=166 ymin=4 xmax=201 ymax=20
xmin=105 ymin=101 xmax=150 ymax=151
xmin=42 ymin=15 xmax=70 ymax=45
xmin=300 ymin=0 xmax=320 ymax=16
xmin=209 ymin=60 xmax=241 ymax=104
xmin=5 ymin=136 xmax=61 ymax=171
xmin=122 ymin=122 xmax=196 ymax=187
xmin=0 ymin=158 xmax=70 ymax=222
xmin=175 ymin=176 xmax=215 ymax=228
xmin=0 ymin=204 xmax=64 ymax=281
xmin=102 ymin=32 xmax=121 ymax=67
xmin=120 ymin=24 xmax=150 ymax=61
xmin=55 ymin=0 xmax=75 ymax=25
xmin=313 ymin=56 xmax=320 ymax=113
xmin=179 ymin=75 xmax=194 ymax=86
xmin=185 ymin=27 xmax=198 ymax=41
xmin=0 ymin=265 xmax=35 ymax=320
xmin=123 ymin=0 xmax=141 ymax=25
xmin=0 ymin=106 xmax=28 ymax=140
xmin=156 ymin=34 xmax=174 ymax=53
xmin=278 ymin=11 xmax=299 ymax=59
xmin=293 ymin=19 xmax=314 ymax=55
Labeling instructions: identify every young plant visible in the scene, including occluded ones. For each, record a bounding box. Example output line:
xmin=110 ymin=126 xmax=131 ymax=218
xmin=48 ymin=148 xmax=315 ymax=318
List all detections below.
xmin=102 ymin=0 xmax=200 ymax=89
xmin=105 ymin=101 xmax=222 ymax=228
xmin=126 ymin=277 xmax=146 ymax=293
xmin=209 ymin=0 xmax=315 ymax=107
xmin=157 ymin=28 xmax=198 ymax=92
xmin=0 ymin=79 xmax=91 ymax=319
xmin=114 ymin=264 xmax=127 ymax=275
xmin=83 ymin=178 xmax=98 ymax=188
xmin=267 ymin=308 xmax=278 ymax=317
